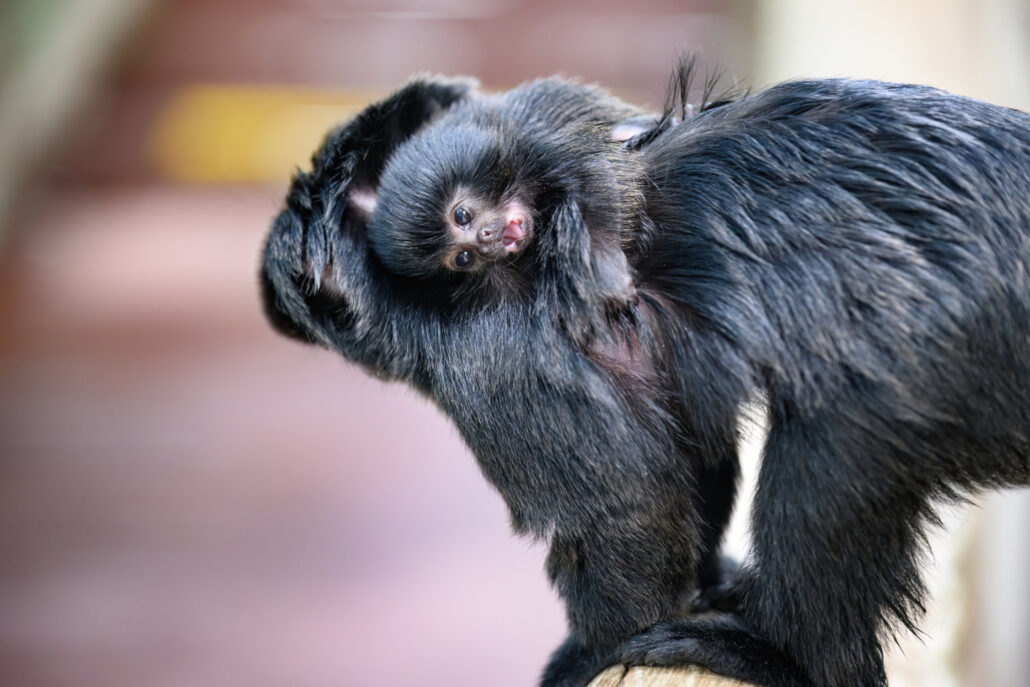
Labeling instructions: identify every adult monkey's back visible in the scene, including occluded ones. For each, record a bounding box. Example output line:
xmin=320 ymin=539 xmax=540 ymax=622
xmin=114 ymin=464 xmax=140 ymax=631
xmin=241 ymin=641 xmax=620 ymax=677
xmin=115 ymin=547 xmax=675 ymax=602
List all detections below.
xmin=618 ymin=77 xmax=1030 ymax=686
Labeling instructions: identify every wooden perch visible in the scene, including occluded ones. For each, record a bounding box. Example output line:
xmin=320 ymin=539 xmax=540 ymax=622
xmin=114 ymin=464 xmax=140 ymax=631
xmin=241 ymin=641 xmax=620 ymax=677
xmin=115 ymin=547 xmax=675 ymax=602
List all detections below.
xmin=588 ymin=665 xmax=757 ymax=687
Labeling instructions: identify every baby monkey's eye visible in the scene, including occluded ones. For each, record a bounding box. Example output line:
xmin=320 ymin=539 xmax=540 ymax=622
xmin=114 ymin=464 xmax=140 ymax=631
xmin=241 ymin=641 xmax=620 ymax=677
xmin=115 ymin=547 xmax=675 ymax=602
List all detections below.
xmin=454 ymin=250 xmax=475 ymax=269
xmin=453 ymin=206 xmax=473 ymax=226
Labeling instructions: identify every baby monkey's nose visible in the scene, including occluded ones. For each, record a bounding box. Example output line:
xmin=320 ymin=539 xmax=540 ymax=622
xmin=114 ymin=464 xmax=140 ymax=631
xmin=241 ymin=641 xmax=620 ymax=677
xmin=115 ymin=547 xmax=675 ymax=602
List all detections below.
xmin=477 ymin=223 xmax=501 ymax=244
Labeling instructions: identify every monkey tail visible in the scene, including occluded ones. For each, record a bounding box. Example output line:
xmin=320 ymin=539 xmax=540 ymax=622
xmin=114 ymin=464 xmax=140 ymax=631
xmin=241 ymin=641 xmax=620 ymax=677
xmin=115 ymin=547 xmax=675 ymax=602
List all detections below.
xmin=624 ymin=54 xmax=744 ymax=150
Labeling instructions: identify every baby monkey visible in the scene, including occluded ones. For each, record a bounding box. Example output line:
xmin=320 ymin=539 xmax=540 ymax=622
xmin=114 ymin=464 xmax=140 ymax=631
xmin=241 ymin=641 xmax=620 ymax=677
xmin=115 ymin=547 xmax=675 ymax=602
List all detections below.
xmin=351 ymin=77 xmax=663 ymax=295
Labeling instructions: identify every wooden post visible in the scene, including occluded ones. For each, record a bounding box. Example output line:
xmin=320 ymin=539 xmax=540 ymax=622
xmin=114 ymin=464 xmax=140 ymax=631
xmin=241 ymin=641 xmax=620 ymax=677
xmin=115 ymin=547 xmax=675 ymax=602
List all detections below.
xmin=588 ymin=665 xmax=757 ymax=687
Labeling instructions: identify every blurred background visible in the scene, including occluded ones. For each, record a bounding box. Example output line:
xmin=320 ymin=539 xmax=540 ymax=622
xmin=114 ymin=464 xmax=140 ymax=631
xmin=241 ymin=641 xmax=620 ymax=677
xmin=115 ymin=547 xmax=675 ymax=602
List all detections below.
xmin=0 ymin=1 xmax=1028 ymax=686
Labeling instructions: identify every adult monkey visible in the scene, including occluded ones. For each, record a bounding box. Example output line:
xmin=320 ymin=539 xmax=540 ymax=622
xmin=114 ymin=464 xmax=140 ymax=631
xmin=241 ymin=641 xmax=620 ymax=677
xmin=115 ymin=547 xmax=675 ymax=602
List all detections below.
xmin=261 ymin=62 xmax=1030 ymax=686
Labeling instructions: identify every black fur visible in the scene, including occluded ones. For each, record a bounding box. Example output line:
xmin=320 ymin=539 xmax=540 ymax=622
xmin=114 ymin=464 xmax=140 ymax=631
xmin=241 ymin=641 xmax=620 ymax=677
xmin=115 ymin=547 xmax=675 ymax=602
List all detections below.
xmin=260 ymin=64 xmax=1030 ymax=687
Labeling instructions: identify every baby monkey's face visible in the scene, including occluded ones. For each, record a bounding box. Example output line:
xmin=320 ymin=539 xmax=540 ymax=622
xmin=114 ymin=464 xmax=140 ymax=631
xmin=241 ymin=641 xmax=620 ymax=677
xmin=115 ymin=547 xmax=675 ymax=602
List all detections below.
xmin=442 ymin=189 xmax=533 ymax=273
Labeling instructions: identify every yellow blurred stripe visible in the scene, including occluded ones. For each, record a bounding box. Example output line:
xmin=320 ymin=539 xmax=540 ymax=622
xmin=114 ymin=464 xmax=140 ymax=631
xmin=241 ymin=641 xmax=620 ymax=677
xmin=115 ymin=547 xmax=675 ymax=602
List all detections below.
xmin=148 ymin=85 xmax=380 ymax=183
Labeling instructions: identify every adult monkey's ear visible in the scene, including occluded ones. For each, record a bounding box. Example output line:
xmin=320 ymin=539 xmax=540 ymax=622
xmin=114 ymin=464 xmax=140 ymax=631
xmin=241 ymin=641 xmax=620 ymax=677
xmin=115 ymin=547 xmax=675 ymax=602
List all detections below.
xmin=311 ymin=75 xmax=479 ymax=225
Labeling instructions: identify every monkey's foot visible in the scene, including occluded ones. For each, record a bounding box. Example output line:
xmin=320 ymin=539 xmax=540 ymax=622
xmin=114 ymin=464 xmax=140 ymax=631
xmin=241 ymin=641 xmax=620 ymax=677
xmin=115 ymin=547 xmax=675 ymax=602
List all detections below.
xmin=693 ymin=555 xmax=745 ymax=613
xmin=541 ymin=636 xmax=610 ymax=687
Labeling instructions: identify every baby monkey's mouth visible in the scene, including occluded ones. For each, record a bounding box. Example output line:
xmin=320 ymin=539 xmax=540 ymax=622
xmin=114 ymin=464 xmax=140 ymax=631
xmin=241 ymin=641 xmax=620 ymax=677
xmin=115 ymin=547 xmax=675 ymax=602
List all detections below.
xmin=502 ymin=218 xmax=527 ymax=252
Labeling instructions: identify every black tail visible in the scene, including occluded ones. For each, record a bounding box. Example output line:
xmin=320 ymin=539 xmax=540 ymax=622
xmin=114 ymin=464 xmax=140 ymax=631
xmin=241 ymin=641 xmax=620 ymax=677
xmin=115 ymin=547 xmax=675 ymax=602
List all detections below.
xmin=625 ymin=54 xmax=743 ymax=150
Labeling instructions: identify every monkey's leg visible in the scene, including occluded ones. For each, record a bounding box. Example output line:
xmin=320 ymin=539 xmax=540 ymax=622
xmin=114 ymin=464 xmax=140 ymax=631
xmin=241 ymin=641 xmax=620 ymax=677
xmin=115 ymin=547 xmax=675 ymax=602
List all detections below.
xmin=692 ymin=447 xmax=742 ymax=597
xmin=620 ymin=410 xmax=931 ymax=686
xmin=732 ymin=411 xmax=931 ymax=687
xmin=541 ymin=513 xmax=699 ymax=687
xmin=675 ymin=418 xmax=744 ymax=613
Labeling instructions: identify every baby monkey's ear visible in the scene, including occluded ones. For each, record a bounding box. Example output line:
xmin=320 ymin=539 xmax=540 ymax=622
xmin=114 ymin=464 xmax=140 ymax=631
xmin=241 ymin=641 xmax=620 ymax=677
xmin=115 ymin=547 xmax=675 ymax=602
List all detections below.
xmin=591 ymin=238 xmax=637 ymax=309
xmin=310 ymin=75 xmax=479 ymax=227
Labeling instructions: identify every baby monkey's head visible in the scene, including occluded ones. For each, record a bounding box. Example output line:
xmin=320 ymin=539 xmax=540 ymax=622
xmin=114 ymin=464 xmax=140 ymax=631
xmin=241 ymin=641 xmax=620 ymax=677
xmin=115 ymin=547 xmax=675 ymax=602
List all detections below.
xmin=359 ymin=122 xmax=536 ymax=280
xmin=432 ymin=190 xmax=532 ymax=273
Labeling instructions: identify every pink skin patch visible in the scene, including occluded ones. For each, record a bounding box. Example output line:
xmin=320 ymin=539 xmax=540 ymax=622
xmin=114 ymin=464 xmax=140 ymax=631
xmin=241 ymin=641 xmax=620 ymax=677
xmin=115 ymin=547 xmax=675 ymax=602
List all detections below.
xmin=610 ymin=123 xmax=649 ymax=142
